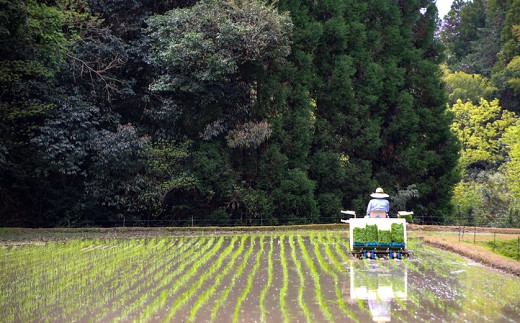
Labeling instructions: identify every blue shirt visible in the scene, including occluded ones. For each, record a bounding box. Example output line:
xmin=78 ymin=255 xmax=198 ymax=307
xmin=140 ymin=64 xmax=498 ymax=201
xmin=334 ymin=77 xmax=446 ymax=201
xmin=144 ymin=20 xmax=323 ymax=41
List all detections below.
xmin=366 ymin=198 xmax=389 ymax=215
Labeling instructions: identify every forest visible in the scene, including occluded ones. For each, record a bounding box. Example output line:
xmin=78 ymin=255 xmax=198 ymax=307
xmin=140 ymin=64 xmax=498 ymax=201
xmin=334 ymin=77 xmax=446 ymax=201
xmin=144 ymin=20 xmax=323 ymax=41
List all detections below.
xmin=0 ymin=0 xmax=518 ymax=227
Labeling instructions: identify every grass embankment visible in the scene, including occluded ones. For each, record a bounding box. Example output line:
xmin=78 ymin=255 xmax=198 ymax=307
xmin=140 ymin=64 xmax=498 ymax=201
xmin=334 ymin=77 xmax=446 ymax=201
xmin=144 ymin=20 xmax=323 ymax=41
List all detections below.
xmin=0 ymin=224 xmax=348 ymax=242
xmin=409 ymin=224 xmax=520 ymax=277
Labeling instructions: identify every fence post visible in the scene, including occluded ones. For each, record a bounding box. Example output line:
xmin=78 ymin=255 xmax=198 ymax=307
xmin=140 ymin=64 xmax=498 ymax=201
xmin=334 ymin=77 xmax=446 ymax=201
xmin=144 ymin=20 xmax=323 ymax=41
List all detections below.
xmin=493 ymin=232 xmax=496 ymax=253
xmin=474 ymin=226 xmax=476 ymax=244
xmin=518 ymin=236 xmax=519 ymax=260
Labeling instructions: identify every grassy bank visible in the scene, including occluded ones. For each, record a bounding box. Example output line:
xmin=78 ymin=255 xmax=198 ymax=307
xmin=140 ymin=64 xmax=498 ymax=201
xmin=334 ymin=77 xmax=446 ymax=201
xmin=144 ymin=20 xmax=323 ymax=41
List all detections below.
xmin=0 ymin=224 xmax=349 ymax=242
xmin=410 ymin=229 xmax=520 ymax=277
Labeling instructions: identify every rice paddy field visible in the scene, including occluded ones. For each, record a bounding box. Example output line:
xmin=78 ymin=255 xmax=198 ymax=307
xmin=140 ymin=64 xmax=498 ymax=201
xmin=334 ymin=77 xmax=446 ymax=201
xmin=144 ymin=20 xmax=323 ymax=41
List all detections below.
xmin=1 ymin=227 xmax=520 ymax=322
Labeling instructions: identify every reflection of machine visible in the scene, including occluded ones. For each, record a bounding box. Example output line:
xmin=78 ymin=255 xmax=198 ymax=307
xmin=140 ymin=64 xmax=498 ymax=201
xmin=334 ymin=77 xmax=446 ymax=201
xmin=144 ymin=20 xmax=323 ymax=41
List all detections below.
xmin=349 ymin=262 xmax=408 ymax=322
xmin=344 ymin=217 xmax=412 ymax=259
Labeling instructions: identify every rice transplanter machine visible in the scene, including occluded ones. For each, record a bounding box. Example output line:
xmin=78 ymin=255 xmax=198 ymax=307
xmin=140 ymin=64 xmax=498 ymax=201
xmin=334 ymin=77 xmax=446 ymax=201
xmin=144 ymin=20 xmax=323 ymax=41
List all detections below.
xmin=342 ymin=215 xmax=412 ymax=259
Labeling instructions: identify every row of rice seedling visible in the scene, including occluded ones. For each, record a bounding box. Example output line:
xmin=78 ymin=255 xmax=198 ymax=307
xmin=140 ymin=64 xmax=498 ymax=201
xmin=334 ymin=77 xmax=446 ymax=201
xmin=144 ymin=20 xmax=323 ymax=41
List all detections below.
xmin=187 ymin=236 xmax=244 ymax=322
xmin=278 ymin=235 xmax=290 ymax=323
xmin=62 ymin=238 xmax=173 ymax=321
xmin=99 ymin=237 xmax=203 ymax=322
xmin=2 ymin=232 xmax=364 ymax=322
xmin=309 ymin=234 xmax=356 ymax=321
xmin=2 ymin=237 xmax=196 ymax=322
xmin=82 ymin=240 xmax=161 ymax=319
xmin=63 ymin=239 xmax=159 ymax=320
xmin=208 ymin=235 xmax=256 ymax=322
xmin=258 ymin=236 xmax=274 ymax=323
xmin=296 ymin=235 xmax=334 ymax=322
xmin=288 ymin=235 xmax=312 ymax=323
xmin=162 ymin=236 xmax=242 ymax=321
xmin=2 ymin=239 xmax=130 ymax=321
xmin=130 ymin=236 xmax=222 ymax=321
xmin=232 ymin=235 xmax=265 ymax=322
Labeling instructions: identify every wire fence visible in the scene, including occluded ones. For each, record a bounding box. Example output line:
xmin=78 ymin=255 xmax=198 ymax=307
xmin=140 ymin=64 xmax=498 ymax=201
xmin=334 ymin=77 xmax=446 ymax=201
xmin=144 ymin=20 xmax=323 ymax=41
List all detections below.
xmin=60 ymin=211 xmax=520 ymax=229
xmin=455 ymin=225 xmax=520 ymax=260
xmin=63 ymin=216 xmax=349 ymax=228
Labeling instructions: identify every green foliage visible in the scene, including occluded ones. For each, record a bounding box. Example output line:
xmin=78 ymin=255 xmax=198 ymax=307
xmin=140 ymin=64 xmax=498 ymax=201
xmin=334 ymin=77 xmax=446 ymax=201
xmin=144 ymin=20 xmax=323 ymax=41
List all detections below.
xmin=242 ymin=189 xmax=276 ymax=225
xmin=499 ymin=0 xmax=520 ymax=63
xmin=452 ymin=180 xmax=482 ymax=225
xmin=440 ymin=0 xmax=486 ymax=72
xmin=365 ymin=224 xmax=378 ymax=243
xmin=145 ymin=139 xmax=195 ymax=214
xmin=272 ymin=168 xmax=319 ymax=224
xmin=353 ymin=227 xmax=366 ymax=243
xmin=450 ymin=98 xmax=516 ymax=167
xmin=146 ymin=0 xmax=292 ymax=139
xmin=0 ymin=0 xmax=68 ymax=79
xmin=191 ymin=141 xmax=235 ymax=201
xmin=0 ymin=0 xmax=72 ymax=226
xmin=448 ymin=95 xmax=518 ymax=226
xmin=378 ymin=230 xmax=392 ymax=244
xmin=492 ymin=56 xmax=520 ymax=112
xmin=461 ymin=9 xmax=504 ymax=77
xmin=84 ymin=124 xmax=153 ymax=222
xmin=502 ymin=121 xmax=520 ymax=210
xmin=279 ymin=0 xmax=460 ymax=224
xmin=391 ymin=184 xmax=419 ymax=215
xmin=391 ymin=223 xmax=405 ymax=243
xmin=441 ymin=0 xmax=520 ymax=226
xmin=485 ymin=238 xmax=520 ymax=259
xmin=31 ymin=96 xmax=110 ymax=176
xmin=1 ymin=0 xmax=463 ymax=226
xmin=310 ymin=151 xmax=346 ymax=220
xmin=443 ymin=71 xmax=496 ymax=105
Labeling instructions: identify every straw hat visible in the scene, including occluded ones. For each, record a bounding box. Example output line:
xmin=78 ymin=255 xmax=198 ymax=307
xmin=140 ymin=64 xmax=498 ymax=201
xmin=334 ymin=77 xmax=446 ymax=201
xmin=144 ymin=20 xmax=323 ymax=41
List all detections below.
xmin=370 ymin=187 xmax=389 ymax=198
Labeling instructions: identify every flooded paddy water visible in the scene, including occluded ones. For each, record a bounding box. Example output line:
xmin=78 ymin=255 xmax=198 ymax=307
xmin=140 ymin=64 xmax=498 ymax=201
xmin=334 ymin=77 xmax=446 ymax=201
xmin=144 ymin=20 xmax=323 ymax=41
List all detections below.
xmin=1 ymin=231 xmax=520 ymax=322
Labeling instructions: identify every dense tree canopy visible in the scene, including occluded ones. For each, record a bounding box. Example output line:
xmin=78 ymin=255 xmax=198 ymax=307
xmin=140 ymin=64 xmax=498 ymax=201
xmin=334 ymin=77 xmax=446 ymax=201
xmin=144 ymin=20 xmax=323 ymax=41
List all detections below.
xmin=450 ymin=98 xmax=516 ymax=167
xmin=1 ymin=0 xmax=460 ymax=226
xmin=503 ymin=121 xmax=520 ymax=203
xmin=443 ymin=70 xmax=496 ymax=105
xmin=441 ymin=0 xmax=520 ymax=227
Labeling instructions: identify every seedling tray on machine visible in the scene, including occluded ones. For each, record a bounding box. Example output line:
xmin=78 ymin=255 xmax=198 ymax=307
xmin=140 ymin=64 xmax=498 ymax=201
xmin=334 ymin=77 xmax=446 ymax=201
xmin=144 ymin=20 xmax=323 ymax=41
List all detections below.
xmin=346 ymin=218 xmax=412 ymax=259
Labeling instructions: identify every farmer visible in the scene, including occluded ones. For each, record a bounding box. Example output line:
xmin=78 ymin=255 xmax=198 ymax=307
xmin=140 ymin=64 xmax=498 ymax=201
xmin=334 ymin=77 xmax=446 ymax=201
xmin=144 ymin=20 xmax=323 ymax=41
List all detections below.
xmin=365 ymin=187 xmax=390 ymax=218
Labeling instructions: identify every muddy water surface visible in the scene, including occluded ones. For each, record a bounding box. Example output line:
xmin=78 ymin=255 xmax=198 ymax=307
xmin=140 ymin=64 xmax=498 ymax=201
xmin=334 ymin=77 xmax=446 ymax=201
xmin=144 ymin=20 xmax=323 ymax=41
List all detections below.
xmin=2 ymin=232 xmax=520 ymax=322
xmin=346 ymin=239 xmax=520 ymax=322
xmin=162 ymin=234 xmax=520 ymax=322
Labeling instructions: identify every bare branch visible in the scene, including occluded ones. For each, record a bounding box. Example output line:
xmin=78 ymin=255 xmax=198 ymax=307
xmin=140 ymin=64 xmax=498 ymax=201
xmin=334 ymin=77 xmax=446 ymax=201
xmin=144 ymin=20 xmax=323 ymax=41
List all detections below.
xmin=66 ymin=52 xmax=126 ymax=100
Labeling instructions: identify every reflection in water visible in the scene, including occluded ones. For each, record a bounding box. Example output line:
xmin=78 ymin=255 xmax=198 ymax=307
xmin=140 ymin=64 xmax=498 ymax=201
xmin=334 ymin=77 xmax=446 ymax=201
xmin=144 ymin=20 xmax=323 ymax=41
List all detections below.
xmin=348 ymin=261 xmax=407 ymax=322
xmin=341 ymin=242 xmax=520 ymax=322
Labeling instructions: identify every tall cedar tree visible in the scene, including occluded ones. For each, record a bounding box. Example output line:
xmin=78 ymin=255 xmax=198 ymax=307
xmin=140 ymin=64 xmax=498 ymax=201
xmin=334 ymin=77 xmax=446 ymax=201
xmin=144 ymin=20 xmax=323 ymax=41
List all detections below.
xmin=277 ymin=0 xmax=459 ymax=223
xmin=1 ymin=0 xmax=460 ymax=226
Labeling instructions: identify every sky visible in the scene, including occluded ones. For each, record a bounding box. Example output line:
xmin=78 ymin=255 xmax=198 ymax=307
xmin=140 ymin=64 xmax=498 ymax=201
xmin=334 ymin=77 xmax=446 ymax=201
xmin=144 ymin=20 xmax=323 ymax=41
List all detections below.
xmin=436 ymin=0 xmax=454 ymax=19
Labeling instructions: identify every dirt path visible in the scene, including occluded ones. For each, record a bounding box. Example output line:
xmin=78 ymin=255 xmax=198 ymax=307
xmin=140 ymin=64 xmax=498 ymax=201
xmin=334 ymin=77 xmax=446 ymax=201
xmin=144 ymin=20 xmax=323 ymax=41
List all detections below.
xmin=408 ymin=223 xmax=520 ymax=235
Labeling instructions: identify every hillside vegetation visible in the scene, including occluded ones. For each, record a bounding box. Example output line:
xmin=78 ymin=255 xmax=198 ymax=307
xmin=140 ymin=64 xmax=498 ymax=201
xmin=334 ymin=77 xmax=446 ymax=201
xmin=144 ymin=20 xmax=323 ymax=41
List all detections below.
xmin=439 ymin=0 xmax=520 ymax=227
xmin=2 ymin=0 xmax=518 ymax=227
